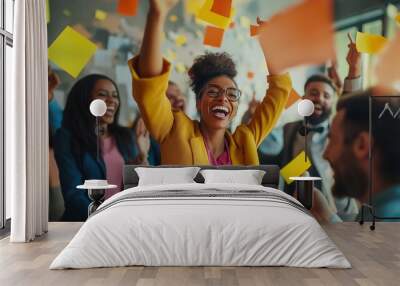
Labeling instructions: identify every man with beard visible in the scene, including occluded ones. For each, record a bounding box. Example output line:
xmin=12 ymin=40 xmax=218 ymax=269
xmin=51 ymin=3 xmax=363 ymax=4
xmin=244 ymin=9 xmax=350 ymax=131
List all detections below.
xmin=276 ymin=74 xmax=355 ymax=216
xmin=312 ymin=88 xmax=400 ymax=222
xmin=255 ymin=36 xmax=362 ymax=220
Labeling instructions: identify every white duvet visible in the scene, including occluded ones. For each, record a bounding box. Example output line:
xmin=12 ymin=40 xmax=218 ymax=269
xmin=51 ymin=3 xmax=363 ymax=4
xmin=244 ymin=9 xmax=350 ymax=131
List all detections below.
xmin=50 ymin=183 xmax=351 ymax=269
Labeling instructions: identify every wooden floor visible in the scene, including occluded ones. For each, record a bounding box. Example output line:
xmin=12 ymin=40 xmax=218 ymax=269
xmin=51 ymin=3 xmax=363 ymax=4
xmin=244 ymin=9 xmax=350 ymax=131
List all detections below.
xmin=0 ymin=222 xmax=399 ymax=286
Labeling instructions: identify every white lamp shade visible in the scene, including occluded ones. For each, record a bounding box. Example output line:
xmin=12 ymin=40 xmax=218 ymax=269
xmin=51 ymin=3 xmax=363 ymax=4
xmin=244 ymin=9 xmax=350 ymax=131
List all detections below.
xmin=89 ymin=99 xmax=107 ymax=117
xmin=297 ymin=99 xmax=314 ymax=117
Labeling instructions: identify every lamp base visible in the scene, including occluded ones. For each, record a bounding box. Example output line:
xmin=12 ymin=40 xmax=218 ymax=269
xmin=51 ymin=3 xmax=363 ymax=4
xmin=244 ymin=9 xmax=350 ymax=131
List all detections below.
xmin=295 ymin=180 xmax=313 ymax=210
xmin=87 ymin=189 xmax=105 ymax=216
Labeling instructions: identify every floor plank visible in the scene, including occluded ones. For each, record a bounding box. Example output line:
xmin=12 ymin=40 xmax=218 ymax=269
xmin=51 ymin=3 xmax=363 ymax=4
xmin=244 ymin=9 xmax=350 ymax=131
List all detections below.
xmin=0 ymin=222 xmax=399 ymax=286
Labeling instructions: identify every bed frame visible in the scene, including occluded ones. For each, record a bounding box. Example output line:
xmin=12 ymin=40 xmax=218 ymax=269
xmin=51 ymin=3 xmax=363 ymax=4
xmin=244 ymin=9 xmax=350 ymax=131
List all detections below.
xmin=123 ymin=165 xmax=280 ymax=190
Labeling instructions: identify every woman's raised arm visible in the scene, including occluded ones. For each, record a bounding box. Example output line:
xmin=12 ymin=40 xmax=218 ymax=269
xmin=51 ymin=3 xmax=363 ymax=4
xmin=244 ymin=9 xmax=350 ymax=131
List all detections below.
xmin=138 ymin=0 xmax=179 ymax=78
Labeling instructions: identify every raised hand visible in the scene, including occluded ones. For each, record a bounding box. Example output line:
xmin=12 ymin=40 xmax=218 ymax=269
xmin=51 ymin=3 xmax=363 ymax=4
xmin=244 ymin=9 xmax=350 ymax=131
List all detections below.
xmin=138 ymin=0 xmax=179 ymax=78
xmin=135 ymin=117 xmax=151 ymax=156
xmin=346 ymin=33 xmax=361 ymax=79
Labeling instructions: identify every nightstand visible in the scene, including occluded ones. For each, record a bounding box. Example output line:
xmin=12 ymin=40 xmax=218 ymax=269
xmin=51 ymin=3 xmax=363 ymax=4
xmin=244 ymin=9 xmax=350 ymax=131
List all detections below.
xmin=77 ymin=180 xmax=117 ymax=216
xmin=289 ymin=176 xmax=322 ymax=210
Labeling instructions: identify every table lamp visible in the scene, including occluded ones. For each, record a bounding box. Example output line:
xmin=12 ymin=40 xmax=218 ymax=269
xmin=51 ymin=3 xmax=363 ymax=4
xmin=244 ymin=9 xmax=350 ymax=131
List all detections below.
xmin=82 ymin=99 xmax=109 ymax=216
xmin=292 ymin=99 xmax=318 ymax=209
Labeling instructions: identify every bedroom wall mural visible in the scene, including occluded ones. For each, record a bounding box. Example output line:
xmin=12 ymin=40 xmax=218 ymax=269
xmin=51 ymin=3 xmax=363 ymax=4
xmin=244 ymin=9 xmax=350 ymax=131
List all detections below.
xmin=47 ymin=0 xmax=400 ymax=224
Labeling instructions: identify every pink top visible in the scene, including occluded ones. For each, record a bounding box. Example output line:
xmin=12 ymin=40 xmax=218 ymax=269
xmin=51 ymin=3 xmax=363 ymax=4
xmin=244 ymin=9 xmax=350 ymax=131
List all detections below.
xmin=101 ymin=137 xmax=124 ymax=199
xmin=203 ymin=135 xmax=232 ymax=166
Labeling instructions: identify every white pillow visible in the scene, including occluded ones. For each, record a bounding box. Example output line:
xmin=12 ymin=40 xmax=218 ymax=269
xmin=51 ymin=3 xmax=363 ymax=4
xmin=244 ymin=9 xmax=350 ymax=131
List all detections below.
xmin=135 ymin=167 xmax=201 ymax=186
xmin=200 ymin=169 xmax=266 ymax=185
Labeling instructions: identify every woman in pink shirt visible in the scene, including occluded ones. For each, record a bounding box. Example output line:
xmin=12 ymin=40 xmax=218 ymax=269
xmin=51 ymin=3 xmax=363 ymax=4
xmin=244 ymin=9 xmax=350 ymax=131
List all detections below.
xmin=54 ymin=74 xmax=150 ymax=221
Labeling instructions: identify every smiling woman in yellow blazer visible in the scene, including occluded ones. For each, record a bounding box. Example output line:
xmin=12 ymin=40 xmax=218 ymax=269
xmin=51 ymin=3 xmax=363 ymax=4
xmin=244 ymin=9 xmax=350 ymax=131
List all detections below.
xmin=129 ymin=0 xmax=292 ymax=166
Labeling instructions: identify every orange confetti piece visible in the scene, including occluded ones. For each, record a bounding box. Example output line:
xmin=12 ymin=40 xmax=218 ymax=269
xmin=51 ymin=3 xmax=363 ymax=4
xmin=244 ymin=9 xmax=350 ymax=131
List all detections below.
xmin=203 ymin=26 xmax=225 ymax=48
xmin=247 ymin=71 xmax=255 ymax=79
xmin=211 ymin=0 xmax=232 ymax=18
xmin=117 ymin=0 xmax=138 ymax=16
xmin=258 ymin=0 xmax=335 ymax=73
xmin=250 ymin=25 xmax=260 ymax=37
xmin=197 ymin=0 xmax=231 ymax=29
xmin=286 ymin=89 xmax=302 ymax=109
xmin=375 ymin=31 xmax=400 ymax=87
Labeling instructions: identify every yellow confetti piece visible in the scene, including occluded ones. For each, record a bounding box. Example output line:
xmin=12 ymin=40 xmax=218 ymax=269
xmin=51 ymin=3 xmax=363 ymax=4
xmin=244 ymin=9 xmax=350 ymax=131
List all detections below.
xmin=175 ymin=62 xmax=186 ymax=73
xmin=95 ymin=9 xmax=108 ymax=21
xmin=175 ymin=34 xmax=187 ymax=47
xmin=280 ymin=151 xmax=312 ymax=184
xmin=48 ymin=26 xmax=97 ymax=78
xmin=240 ymin=16 xmax=251 ymax=28
xmin=396 ymin=13 xmax=400 ymax=24
xmin=356 ymin=32 xmax=388 ymax=54
xmin=196 ymin=0 xmax=231 ymax=29
xmin=185 ymin=0 xmax=205 ymax=15
xmin=169 ymin=15 xmax=178 ymax=22
xmin=195 ymin=17 xmax=207 ymax=26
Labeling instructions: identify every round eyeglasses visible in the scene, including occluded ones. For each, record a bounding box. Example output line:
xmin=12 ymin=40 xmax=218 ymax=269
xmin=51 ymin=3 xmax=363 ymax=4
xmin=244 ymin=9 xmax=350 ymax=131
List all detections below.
xmin=201 ymin=84 xmax=242 ymax=102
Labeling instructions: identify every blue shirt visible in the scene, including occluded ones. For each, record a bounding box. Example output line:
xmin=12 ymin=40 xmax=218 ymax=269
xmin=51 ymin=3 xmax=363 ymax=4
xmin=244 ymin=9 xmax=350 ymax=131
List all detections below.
xmin=54 ymin=128 xmax=160 ymax=221
xmin=258 ymin=127 xmax=284 ymax=156
xmin=372 ymin=185 xmax=400 ymax=220
xmin=330 ymin=185 xmax=400 ymax=223
xmin=49 ymin=99 xmax=63 ymax=137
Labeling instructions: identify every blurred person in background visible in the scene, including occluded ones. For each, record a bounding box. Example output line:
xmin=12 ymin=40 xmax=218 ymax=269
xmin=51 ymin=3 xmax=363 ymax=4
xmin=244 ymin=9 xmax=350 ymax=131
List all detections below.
xmin=312 ymin=88 xmax=400 ymax=222
xmin=54 ymin=74 xmax=148 ymax=221
xmin=244 ymin=34 xmax=362 ymax=220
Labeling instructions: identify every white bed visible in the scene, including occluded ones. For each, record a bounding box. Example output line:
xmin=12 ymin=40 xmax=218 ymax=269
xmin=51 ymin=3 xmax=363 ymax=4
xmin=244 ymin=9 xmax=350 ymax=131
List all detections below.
xmin=50 ymin=183 xmax=351 ymax=269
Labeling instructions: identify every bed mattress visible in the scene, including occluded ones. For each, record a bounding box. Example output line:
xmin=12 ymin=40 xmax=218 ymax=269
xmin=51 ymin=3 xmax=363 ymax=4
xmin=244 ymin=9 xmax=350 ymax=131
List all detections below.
xmin=50 ymin=183 xmax=351 ymax=269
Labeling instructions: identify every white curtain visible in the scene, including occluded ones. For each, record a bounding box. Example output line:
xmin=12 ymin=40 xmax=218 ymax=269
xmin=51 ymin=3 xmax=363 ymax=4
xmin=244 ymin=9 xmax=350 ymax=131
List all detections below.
xmin=7 ymin=0 xmax=48 ymax=242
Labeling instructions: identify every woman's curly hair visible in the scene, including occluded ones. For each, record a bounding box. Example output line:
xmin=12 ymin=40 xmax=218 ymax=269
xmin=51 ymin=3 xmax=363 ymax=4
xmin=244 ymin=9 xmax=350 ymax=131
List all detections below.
xmin=188 ymin=52 xmax=237 ymax=99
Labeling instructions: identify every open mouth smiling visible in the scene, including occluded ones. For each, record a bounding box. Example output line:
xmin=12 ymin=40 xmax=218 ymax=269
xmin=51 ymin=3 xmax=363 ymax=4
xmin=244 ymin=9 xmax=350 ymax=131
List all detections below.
xmin=105 ymin=106 xmax=116 ymax=117
xmin=314 ymin=104 xmax=323 ymax=114
xmin=210 ymin=105 xmax=230 ymax=119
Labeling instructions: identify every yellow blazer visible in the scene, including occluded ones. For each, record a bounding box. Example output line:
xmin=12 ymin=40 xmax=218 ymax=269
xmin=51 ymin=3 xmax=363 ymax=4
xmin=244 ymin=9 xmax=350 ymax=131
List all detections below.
xmin=129 ymin=57 xmax=292 ymax=165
